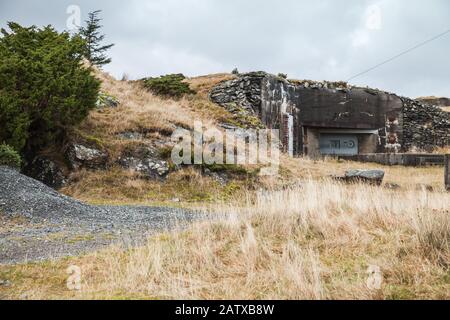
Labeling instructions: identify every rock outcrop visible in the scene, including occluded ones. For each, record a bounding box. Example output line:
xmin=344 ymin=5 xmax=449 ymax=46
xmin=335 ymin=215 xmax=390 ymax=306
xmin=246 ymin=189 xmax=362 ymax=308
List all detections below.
xmin=24 ymin=156 xmax=67 ymax=189
xmin=334 ymin=169 xmax=385 ymax=186
xmin=118 ymin=145 xmax=169 ymax=179
xmin=65 ymin=144 xmax=109 ymax=170
xmin=209 ymin=71 xmax=265 ymax=115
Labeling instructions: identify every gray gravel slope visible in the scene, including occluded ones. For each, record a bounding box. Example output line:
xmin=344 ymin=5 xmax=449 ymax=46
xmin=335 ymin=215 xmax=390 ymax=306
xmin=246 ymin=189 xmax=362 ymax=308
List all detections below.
xmin=0 ymin=166 xmax=199 ymax=264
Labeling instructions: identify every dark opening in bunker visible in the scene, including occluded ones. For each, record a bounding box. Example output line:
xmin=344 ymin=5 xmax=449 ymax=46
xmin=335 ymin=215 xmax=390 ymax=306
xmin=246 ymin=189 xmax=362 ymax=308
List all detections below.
xmin=303 ymin=128 xmax=380 ymax=158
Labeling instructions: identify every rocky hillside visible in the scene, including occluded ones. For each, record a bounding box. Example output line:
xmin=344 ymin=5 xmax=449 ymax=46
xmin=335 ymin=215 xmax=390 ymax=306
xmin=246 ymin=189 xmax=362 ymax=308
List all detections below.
xmin=22 ymin=70 xmax=273 ymax=204
xmin=22 ymin=70 xmax=450 ymax=204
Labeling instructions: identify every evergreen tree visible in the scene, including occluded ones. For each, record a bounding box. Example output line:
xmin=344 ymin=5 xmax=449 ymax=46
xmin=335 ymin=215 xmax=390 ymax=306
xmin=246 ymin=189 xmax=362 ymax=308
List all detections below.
xmin=79 ymin=10 xmax=114 ymax=67
xmin=0 ymin=22 xmax=100 ymax=157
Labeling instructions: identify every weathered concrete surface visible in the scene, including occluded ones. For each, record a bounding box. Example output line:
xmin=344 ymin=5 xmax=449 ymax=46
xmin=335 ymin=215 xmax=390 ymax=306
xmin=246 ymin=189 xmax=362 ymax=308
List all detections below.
xmin=339 ymin=153 xmax=446 ymax=167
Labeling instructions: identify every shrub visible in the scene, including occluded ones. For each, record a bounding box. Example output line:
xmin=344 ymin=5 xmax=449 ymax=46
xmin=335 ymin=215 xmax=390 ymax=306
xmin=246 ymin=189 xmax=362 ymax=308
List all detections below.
xmin=142 ymin=74 xmax=195 ymax=99
xmin=0 ymin=143 xmax=21 ymax=168
xmin=231 ymin=68 xmax=240 ymax=75
xmin=0 ymin=22 xmax=100 ymax=156
xmin=278 ymin=73 xmax=288 ymax=79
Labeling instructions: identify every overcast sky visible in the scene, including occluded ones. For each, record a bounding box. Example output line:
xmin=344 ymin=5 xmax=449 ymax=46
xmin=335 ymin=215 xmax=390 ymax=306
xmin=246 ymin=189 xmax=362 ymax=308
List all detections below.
xmin=1 ymin=0 xmax=449 ymax=98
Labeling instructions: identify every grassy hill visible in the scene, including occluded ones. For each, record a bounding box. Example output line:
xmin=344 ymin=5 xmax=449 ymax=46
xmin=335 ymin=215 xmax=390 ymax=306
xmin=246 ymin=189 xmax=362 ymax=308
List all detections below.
xmin=1 ymin=70 xmax=449 ymax=300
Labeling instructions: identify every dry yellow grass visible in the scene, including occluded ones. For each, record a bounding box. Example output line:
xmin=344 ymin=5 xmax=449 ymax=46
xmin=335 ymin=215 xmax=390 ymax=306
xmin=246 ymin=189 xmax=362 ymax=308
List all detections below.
xmin=84 ymin=71 xmax=232 ymax=138
xmin=281 ymin=156 xmax=447 ymax=190
xmin=60 ymin=166 xmax=245 ymax=204
xmin=187 ymin=73 xmax=235 ymax=96
xmin=1 ymin=179 xmax=449 ymax=300
xmin=90 ymin=71 xmax=210 ymax=134
xmin=59 ymin=155 xmax=447 ymax=206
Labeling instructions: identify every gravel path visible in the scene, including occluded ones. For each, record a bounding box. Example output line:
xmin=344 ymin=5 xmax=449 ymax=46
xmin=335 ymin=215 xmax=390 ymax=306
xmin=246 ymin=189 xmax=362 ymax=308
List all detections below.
xmin=0 ymin=166 xmax=199 ymax=265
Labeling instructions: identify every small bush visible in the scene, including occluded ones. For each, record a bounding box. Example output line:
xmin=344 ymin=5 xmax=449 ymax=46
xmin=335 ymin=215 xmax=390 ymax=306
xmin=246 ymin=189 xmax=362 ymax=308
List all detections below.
xmin=142 ymin=74 xmax=195 ymax=99
xmin=231 ymin=68 xmax=240 ymax=75
xmin=0 ymin=143 xmax=21 ymax=168
xmin=278 ymin=73 xmax=288 ymax=79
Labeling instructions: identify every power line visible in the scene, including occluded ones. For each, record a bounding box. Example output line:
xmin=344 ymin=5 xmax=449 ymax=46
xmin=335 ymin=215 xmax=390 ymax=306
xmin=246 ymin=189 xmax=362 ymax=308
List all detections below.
xmin=346 ymin=27 xmax=450 ymax=82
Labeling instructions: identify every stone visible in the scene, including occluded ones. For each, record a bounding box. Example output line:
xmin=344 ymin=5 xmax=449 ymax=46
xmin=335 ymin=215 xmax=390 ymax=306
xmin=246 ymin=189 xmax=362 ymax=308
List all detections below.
xmin=96 ymin=92 xmax=119 ymax=109
xmin=334 ymin=169 xmax=385 ymax=186
xmin=25 ymin=156 xmax=67 ymax=189
xmin=65 ymin=144 xmax=108 ymax=170
xmin=118 ymin=146 xmax=169 ymax=179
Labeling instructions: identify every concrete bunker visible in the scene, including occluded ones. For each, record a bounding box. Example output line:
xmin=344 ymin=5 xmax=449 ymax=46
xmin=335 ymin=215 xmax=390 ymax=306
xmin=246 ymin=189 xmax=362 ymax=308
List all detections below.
xmin=210 ymin=72 xmax=450 ymax=158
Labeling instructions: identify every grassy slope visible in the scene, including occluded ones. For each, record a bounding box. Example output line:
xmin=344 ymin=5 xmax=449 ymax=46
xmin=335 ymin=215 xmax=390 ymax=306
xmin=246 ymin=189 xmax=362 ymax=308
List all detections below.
xmin=1 ymin=180 xmax=449 ymax=300
xmin=59 ymin=70 xmax=447 ymax=205
xmin=1 ymin=71 xmax=449 ymax=300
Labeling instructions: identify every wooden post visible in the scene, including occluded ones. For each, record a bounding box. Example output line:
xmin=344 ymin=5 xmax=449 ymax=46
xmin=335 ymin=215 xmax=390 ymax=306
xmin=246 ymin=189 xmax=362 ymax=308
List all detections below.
xmin=445 ymin=154 xmax=450 ymax=191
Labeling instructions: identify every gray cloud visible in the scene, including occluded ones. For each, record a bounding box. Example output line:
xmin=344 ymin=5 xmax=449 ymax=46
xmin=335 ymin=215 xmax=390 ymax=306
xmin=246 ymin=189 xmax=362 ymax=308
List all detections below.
xmin=1 ymin=0 xmax=449 ymax=97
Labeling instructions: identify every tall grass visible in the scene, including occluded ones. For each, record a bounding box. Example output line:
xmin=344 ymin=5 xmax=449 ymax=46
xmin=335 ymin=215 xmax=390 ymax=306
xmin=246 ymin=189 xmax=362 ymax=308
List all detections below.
xmin=73 ymin=180 xmax=449 ymax=300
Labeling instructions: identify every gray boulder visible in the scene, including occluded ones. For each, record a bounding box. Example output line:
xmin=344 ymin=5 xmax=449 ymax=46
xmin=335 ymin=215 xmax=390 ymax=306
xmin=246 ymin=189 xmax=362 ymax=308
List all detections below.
xmin=65 ymin=144 xmax=108 ymax=170
xmin=335 ymin=169 xmax=385 ymax=186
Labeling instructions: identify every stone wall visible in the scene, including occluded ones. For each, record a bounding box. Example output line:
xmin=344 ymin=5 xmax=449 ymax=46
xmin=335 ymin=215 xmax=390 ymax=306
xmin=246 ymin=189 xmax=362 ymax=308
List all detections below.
xmin=209 ymin=72 xmax=265 ymax=116
xmin=402 ymin=97 xmax=450 ymax=151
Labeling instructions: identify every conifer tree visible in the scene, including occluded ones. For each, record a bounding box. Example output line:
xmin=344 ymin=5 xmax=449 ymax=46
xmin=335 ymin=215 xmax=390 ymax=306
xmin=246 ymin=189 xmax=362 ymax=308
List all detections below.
xmin=0 ymin=22 xmax=100 ymax=156
xmin=79 ymin=10 xmax=114 ymax=67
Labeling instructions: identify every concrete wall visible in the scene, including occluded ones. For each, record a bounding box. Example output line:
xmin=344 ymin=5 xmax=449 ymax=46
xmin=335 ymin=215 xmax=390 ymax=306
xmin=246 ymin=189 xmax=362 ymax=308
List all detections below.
xmin=260 ymin=75 xmax=404 ymax=155
xmin=359 ymin=134 xmax=380 ymax=154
